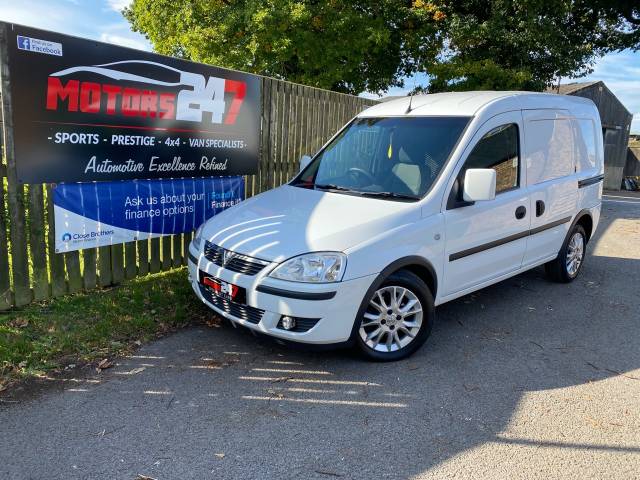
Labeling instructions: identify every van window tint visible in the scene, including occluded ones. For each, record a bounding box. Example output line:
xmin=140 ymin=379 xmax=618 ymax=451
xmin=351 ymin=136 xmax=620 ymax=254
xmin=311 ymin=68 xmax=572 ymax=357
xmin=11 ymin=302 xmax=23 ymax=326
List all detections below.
xmin=292 ymin=116 xmax=470 ymax=199
xmin=460 ymin=123 xmax=519 ymax=194
xmin=574 ymin=119 xmax=597 ymax=172
xmin=524 ymin=118 xmax=574 ymax=185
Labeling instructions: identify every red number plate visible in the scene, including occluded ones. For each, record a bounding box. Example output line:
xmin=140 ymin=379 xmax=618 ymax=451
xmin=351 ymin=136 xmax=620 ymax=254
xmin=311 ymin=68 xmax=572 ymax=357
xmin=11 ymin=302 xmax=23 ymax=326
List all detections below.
xmin=202 ymin=276 xmax=239 ymax=301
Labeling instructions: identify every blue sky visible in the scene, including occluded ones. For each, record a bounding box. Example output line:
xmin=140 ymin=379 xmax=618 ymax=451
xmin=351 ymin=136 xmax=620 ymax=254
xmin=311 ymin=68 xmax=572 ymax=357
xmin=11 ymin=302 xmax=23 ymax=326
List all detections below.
xmin=1 ymin=0 xmax=638 ymax=133
xmin=368 ymin=52 xmax=640 ymax=134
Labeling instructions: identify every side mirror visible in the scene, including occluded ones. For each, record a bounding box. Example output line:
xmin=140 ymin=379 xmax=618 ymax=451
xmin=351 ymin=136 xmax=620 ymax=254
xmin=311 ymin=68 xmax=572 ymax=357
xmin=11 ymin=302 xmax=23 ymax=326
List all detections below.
xmin=299 ymin=155 xmax=312 ymax=172
xmin=463 ymin=168 xmax=496 ymax=202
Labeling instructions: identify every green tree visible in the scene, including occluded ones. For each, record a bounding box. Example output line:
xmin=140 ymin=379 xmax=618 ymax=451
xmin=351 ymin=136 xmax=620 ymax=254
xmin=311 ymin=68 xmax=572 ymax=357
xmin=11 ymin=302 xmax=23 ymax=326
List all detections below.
xmin=123 ymin=0 xmax=442 ymax=94
xmin=425 ymin=0 xmax=640 ymax=92
xmin=123 ymin=0 xmax=640 ymax=94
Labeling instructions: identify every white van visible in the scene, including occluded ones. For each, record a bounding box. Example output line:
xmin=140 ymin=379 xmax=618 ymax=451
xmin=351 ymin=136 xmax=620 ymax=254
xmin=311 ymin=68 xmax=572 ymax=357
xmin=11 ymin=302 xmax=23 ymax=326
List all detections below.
xmin=188 ymin=91 xmax=603 ymax=361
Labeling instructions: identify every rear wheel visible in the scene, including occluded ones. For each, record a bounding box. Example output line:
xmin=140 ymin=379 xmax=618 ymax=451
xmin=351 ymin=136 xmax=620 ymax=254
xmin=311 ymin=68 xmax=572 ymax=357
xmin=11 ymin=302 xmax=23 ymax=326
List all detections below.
xmin=355 ymin=270 xmax=434 ymax=361
xmin=545 ymin=224 xmax=587 ymax=283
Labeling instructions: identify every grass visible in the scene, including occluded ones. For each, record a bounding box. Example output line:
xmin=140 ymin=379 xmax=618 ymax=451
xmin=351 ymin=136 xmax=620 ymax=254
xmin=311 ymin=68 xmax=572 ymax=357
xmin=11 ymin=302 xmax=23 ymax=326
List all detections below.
xmin=0 ymin=268 xmax=210 ymax=389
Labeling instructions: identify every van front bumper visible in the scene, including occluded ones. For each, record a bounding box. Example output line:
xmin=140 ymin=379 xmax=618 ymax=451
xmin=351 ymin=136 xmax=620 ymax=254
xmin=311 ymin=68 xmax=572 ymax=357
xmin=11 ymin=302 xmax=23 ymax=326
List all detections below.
xmin=187 ymin=246 xmax=376 ymax=345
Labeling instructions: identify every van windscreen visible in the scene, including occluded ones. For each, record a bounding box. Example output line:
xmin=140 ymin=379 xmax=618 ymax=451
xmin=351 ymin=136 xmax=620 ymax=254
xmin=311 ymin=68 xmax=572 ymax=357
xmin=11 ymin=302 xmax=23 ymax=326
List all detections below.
xmin=292 ymin=116 xmax=470 ymax=200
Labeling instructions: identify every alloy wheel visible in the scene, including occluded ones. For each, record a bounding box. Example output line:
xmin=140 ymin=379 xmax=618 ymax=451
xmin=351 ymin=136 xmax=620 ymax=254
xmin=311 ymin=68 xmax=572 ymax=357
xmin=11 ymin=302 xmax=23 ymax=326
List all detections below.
xmin=566 ymin=231 xmax=584 ymax=277
xmin=358 ymin=286 xmax=423 ymax=353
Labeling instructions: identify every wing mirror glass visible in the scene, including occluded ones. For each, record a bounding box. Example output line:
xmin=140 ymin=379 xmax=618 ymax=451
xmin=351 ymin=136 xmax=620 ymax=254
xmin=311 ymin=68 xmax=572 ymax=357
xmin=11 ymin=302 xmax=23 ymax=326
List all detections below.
xmin=299 ymin=155 xmax=312 ymax=172
xmin=463 ymin=168 xmax=496 ymax=202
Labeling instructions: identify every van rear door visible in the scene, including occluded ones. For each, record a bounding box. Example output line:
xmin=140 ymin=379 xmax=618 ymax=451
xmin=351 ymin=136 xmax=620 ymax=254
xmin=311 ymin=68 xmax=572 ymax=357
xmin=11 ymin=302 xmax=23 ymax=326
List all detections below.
xmin=521 ymin=110 xmax=578 ymax=267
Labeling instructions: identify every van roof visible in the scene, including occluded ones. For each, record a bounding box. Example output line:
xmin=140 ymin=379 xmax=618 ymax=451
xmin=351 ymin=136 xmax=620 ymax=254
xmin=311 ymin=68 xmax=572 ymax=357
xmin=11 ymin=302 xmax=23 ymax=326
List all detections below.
xmin=358 ymin=91 xmax=595 ymax=117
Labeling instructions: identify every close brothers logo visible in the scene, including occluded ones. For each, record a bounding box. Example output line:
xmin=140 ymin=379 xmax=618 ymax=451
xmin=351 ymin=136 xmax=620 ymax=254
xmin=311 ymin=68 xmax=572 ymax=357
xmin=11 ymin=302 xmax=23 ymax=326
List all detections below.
xmin=45 ymin=60 xmax=246 ymax=125
xmin=61 ymin=231 xmax=115 ymax=242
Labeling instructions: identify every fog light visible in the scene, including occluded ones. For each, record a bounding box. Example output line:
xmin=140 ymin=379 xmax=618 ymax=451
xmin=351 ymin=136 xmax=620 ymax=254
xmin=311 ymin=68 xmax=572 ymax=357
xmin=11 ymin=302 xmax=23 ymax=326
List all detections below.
xmin=281 ymin=316 xmax=297 ymax=330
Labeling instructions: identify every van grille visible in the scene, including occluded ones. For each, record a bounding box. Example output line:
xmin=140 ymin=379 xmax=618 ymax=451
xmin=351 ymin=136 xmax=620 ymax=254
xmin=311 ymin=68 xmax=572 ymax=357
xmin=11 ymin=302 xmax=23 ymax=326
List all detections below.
xmin=198 ymin=284 xmax=264 ymax=324
xmin=204 ymin=241 xmax=269 ymax=276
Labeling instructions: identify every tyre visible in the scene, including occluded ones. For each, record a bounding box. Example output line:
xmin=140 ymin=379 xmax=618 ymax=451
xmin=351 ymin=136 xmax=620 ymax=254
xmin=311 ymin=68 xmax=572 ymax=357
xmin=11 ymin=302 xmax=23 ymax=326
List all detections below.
xmin=545 ymin=224 xmax=587 ymax=283
xmin=355 ymin=270 xmax=434 ymax=361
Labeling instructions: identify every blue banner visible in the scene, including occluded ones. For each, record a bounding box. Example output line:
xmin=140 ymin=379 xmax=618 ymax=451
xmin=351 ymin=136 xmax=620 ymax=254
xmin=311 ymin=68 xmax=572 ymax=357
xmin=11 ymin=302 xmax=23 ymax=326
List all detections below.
xmin=54 ymin=176 xmax=244 ymax=252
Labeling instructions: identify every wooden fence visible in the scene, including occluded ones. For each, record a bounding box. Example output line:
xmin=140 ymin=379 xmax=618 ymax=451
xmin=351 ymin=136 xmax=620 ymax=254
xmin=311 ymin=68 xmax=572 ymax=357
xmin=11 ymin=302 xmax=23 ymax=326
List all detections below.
xmin=0 ymin=52 xmax=376 ymax=310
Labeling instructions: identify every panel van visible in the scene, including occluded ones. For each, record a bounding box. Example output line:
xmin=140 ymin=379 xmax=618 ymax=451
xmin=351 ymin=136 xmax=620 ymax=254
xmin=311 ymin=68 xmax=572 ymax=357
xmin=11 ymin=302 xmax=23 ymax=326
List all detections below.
xmin=188 ymin=92 xmax=604 ymax=360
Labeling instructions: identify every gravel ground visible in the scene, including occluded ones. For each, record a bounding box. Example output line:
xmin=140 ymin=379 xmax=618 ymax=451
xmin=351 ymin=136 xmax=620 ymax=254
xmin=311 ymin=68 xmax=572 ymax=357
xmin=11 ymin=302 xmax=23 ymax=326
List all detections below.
xmin=1 ymin=195 xmax=639 ymax=480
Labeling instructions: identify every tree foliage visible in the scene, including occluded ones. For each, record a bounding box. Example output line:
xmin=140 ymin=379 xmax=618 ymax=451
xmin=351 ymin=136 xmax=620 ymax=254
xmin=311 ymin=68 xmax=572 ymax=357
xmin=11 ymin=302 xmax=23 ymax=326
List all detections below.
xmin=427 ymin=0 xmax=640 ymax=92
xmin=123 ymin=0 xmax=441 ymax=93
xmin=124 ymin=0 xmax=640 ymax=94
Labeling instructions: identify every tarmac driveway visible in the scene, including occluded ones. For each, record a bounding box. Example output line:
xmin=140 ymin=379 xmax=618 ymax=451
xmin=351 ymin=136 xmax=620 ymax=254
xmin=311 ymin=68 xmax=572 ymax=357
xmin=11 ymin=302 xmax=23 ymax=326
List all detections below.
xmin=1 ymin=194 xmax=639 ymax=479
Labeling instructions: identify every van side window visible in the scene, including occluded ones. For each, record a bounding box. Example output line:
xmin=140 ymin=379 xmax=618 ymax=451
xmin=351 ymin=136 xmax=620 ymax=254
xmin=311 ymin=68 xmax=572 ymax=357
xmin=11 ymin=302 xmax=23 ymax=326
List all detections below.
xmin=574 ymin=119 xmax=597 ymax=172
xmin=524 ymin=118 xmax=574 ymax=185
xmin=460 ymin=123 xmax=520 ymax=195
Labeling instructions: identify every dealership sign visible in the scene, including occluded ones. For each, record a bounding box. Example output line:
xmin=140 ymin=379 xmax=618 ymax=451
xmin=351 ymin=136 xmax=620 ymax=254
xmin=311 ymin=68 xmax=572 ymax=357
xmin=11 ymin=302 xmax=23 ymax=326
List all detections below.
xmin=54 ymin=176 xmax=244 ymax=253
xmin=4 ymin=22 xmax=261 ymax=183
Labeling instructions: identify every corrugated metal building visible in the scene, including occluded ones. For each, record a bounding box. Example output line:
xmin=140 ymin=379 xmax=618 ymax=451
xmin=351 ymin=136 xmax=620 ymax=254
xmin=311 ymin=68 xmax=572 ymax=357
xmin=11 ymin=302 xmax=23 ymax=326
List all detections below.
xmin=549 ymin=81 xmax=633 ymax=190
xmin=627 ymin=135 xmax=640 ymax=178
xmin=627 ymin=148 xmax=640 ymax=177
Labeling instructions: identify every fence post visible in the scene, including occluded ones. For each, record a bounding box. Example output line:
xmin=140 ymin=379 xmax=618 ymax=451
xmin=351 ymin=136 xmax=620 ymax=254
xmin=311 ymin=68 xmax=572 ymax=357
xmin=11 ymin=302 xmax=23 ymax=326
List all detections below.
xmin=46 ymin=183 xmax=67 ymax=297
xmin=0 ymin=159 xmax=11 ymax=309
xmin=267 ymin=78 xmax=278 ymax=191
xmin=125 ymin=241 xmax=138 ymax=279
xmin=98 ymin=245 xmax=113 ymax=286
xmin=65 ymin=250 xmax=83 ymax=293
xmin=137 ymin=239 xmax=149 ymax=275
xmin=82 ymin=248 xmax=97 ymax=290
xmin=28 ymin=184 xmax=49 ymax=300
xmin=149 ymin=237 xmax=160 ymax=273
xmin=111 ymin=243 xmax=125 ymax=284
xmin=0 ymin=23 xmax=31 ymax=306
xmin=259 ymin=77 xmax=272 ymax=194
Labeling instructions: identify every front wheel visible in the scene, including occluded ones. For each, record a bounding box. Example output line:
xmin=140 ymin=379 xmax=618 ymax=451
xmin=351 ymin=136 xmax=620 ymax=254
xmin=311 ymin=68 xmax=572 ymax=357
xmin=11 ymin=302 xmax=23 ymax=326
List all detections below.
xmin=545 ymin=224 xmax=587 ymax=283
xmin=355 ymin=270 xmax=434 ymax=361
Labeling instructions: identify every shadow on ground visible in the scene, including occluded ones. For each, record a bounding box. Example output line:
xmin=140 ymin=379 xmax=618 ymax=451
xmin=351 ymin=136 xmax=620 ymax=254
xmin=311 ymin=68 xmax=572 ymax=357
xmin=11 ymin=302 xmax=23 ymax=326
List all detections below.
xmin=1 ymin=200 xmax=639 ymax=479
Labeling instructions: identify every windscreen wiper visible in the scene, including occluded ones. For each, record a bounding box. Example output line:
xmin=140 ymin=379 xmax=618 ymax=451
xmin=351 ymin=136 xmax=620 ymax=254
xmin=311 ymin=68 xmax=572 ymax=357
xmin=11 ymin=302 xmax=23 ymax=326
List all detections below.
xmin=359 ymin=191 xmax=420 ymax=201
xmin=313 ymin=183 xmax=355 ymax=192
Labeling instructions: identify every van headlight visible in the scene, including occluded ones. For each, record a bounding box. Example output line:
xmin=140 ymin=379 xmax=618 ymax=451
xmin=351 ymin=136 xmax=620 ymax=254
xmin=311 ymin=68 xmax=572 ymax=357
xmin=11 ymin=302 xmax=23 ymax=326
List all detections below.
xmin=192 ymin=223 xmax=205 ymax=250
xmin=269 ymin=252 xmax=346 ymax=283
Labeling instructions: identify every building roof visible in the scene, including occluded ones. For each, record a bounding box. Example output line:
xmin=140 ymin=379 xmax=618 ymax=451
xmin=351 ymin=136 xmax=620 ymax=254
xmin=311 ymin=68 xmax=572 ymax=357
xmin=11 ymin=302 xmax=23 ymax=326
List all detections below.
xmin=546 ymin=81 xmax=601 ymax=95
xmin=548 ymin=80 xmax=632 ymax=118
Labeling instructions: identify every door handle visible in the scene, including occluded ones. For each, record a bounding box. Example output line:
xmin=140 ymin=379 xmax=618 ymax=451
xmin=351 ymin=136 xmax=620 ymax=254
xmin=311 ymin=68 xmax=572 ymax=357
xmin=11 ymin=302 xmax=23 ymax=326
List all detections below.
xmin=536 ymin=200 xmax=545 ymax=217
xmin=515 ymin=206 xmax=527 ymax=219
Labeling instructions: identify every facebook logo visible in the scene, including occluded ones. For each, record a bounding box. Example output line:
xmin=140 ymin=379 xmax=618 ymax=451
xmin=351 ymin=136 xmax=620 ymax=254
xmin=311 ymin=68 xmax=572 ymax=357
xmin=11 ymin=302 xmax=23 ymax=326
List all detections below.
xmin=16 ymin=35 xmax=62 ymax=56
xmin=17 ymin=36 xmax=30 ymax=50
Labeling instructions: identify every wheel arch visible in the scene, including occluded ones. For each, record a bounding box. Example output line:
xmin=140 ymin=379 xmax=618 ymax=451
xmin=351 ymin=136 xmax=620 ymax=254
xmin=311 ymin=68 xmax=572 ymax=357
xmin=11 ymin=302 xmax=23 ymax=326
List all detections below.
xmin=346 ymin=256 xmax=438 ymax=344
xmin=571 ymin=209 xmax=594 ymax=243
xmin=384 ymin=256 xmax=438 ymax=299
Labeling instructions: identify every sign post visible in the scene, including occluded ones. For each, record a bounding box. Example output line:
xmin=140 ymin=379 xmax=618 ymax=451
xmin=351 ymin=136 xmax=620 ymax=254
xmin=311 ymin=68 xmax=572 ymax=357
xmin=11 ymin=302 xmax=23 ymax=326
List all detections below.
xmin=0 ymin=23 xmax=31 ymax=305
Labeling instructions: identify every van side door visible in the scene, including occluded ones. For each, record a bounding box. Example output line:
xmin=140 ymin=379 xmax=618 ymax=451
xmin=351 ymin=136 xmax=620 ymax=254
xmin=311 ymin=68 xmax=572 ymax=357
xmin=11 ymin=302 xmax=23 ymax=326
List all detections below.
xmin=441 ymin=111 xmax=529 ymax=297
xmin=521 ymin=110 xmax=578 ymax=267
